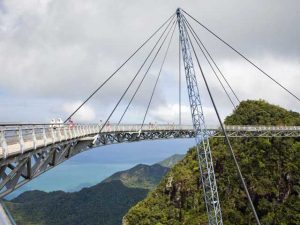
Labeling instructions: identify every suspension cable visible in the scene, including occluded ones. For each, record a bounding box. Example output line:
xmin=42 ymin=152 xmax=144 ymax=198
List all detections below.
xmin=140 ymin=21 xmax=177 ymax=130
xmin=182 ymin=9 xmax=300 ymax=103
xmin=99 ymin=18 xmax=176 ymax=132
xmin=183 ymin=19 xmax=262 ymax=225
xmin=64 ymin=13 xmax=176 ymax=123
xmin=183 ymin=16 xmax=240 ymax=104
xmin=183 ymin=15 xmax=277 ymax=117
xmin=117 ymin=20 xmax=177 ymax=125
xmin=118 ymin=18 xmax=175 ymax=125
xmin=183 ymin=16 xmax=237 ymax=109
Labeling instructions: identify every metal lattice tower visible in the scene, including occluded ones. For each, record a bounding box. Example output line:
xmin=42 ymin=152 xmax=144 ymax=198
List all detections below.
xmin=176 ymin=8 xmax=223 ymax=225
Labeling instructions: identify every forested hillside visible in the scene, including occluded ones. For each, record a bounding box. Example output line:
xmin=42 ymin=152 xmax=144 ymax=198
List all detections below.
xmin=158 ymin=154 xmax=185 ymax=168
xmin=123 ymin=100 xmax=300 ymax=225
xmin=6 ymin=154 xmax=184 ymax=225
xmin=6 ymin=181 xmax=147 ymax=225
xmin=102 ymin=154 xmax=184 ymax=189
xmin=102 ymin=164 xmax=169 ymax=189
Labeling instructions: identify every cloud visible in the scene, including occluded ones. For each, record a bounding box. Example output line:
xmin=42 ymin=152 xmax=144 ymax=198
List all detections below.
xmin=0 ymin=0 xmax=299 ymax=124
xmin=148 ymin=103 xmax=222 ymax=125
xmin=63 ymin=101 xmax=96 ymax=122
xmin=149 ymin=103 xmax=191 ymax=124
xmin=211 ymin=56 xmax=300 ymax=111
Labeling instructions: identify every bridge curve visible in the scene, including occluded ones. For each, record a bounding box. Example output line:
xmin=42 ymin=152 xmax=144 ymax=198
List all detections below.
xmin=0 ymin=123 xmax=299 ymax=197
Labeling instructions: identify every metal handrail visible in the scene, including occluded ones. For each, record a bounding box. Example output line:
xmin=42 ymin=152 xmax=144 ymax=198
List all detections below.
xmin=0 ymin=123 xmax=299 ymax=159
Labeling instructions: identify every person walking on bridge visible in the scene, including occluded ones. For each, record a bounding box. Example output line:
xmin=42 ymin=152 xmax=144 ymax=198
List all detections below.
xmin=68 ymin=118 xmax=75 ymax=129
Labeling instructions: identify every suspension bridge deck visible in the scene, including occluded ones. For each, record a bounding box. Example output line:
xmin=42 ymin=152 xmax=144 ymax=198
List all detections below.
xmin=1 ymin=124 xmax=299 ymax=159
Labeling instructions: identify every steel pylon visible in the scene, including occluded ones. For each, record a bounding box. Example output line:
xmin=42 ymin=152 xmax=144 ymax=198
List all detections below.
xmin=176 ymin=8 xmax=223 ymax=225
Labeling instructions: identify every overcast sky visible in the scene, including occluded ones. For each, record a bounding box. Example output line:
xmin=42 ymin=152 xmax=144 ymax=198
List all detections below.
xmin=0 ymin=0 xmax=299 ymax=125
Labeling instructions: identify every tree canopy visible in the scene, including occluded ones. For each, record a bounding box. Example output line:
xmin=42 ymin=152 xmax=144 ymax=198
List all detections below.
xmin=124 ymin=100 xmax=300 ymax=225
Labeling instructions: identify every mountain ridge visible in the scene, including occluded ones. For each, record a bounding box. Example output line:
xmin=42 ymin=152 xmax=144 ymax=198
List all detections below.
xmin=102 ymin=154 xmax=184 ymax=189
xmin=102 ymin=163 xmax=169 ymax=189
xmin=123 ymin=100 xmax=300 ymax=225
xmin=158 ymin=154 xmax=185 ymax=168
xmin=7 ymin=180 xmax=148 ymax=225
xmin=6 ymin=154 xmax=185 ymax=225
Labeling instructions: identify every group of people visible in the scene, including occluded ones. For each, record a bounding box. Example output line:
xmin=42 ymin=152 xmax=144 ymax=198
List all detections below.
xmin=50 ymin=118 xmax=74 ymax=128
xmin=148 ymin=122 xmax=175 ymax=129
xmin=98 ymin=120 xmax=112 ymax=131
xmin=49 ymin=119 xmax=174 ymax=130
xmin=50 ymin=118 xmax=63 ymax=128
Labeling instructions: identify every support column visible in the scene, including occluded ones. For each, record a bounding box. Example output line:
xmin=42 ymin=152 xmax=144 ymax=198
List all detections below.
xmin=176 ymin=8 xmax=223 ymax=225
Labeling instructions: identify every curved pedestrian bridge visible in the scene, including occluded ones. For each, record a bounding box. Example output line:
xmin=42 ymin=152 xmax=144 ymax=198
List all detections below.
xmin=1 ymin=123 xmax=299 ymax=159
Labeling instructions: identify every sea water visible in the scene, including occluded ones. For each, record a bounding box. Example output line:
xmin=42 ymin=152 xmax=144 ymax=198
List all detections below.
xmin=6 ymin=139 xmax=194 ymax=199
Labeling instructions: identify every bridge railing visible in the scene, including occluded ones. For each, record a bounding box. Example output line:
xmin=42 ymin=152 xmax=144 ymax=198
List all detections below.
xmin=98 ymin=124 xmax=193 ymax=132
xmin=0 ymin=123 xmax=193 ymax=158
xmin=0 ymin=123 xmax=300 ymax=159
xmin=0 ymin=124 xmax=98 ymax=158
xmin=223 ymin=125 xmax=300 ymax=131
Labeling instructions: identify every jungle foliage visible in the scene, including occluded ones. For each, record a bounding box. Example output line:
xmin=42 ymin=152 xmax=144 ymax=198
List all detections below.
xmin=6 ymin=155 xmax=183 ymax=225
xmin=123 ymin=100 xmax=300 ymax=225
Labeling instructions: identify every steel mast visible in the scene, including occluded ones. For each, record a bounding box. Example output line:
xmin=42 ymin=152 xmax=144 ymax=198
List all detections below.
xmin=176 ymin=8 xmax=223 ymax=225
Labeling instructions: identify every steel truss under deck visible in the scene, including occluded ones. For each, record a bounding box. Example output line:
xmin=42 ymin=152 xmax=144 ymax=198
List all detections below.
xmin=0 ymin=129 xmax=194 ymax=197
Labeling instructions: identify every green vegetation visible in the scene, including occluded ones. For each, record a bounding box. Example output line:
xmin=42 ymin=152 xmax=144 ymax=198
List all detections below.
xmin=158 ymin=154 xmax=185 ymax=168
xmin=6 ymin=180 xmax=147 ymax=225
xmin=123 ymin=100 xmax=300 ymax=225
xmin=103 ymin=164 xmax=170 ymax=190
xmin=103 ymin=154 xmax=184 ymax=189
xmin=6 ymin=154 xmax=184 ymax=225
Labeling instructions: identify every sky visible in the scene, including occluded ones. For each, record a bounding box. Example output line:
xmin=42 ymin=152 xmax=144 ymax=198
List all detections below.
xmin=0 ymin=0 xmax=299 ymax=125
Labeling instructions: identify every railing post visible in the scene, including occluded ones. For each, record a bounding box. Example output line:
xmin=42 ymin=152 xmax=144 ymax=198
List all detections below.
xmin=64 ymin=126 xmax=68 ymax=140
xmin=69 ymin=126 xmax=73 ymax=139
xmin=82 ymin=125 xmax=85 ymax=136
xmin=90 ymin=125 xmax=93 ymax=134
xmin=51 ymin=127 xmax=55 ymax=144
xmin=80 ymin=125 xmax=83 ymax=136
xmin=91 ymin=125 xmax=94 ymax=133
xmin=0 ymin=129 xmax=8 ymax=158
xmin=19 ymin=127 xmax=25 ymax=153
xmin=78 ymin=125 xmax=81 ymax=136
xmin=71 ymin=126 xmax=74 ymax=138
xmin=72 ymin=126 xmax=75 ymax=138
xmin=78 ymin=125 xmax=87 ymax=135
xmin=32 ymin=127 xmax=37 ymax=149
xmin=74 ymin=126 xmax=78 ymax=137
xmin=73 ymin=126 xmax=76 ymax=137
xmin=43 ymin=126 xmax=47 ymax=146
xmin=58 ymin=127 xmax=62 ymax=142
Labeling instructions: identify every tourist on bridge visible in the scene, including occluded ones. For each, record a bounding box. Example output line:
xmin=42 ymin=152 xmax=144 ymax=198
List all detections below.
xmin=68 ymin=118 xmax=75 ymax=129
xmin=106 ymin=121 xmax=111 ymax=132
